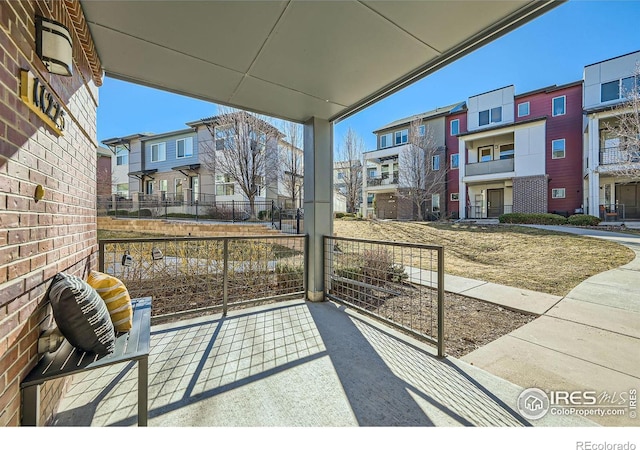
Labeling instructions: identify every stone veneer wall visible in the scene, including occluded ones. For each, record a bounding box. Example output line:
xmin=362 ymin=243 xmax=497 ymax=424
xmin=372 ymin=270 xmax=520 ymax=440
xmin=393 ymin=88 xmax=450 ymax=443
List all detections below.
xmin=512 ymin=175 xmax=549 ymax=214
xmin=0 ymin=1 xmax=101 ymax=426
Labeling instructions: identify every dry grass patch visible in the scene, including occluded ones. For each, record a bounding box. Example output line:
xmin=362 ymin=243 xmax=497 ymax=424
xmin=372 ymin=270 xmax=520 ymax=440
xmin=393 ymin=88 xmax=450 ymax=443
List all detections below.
xmin=333 ymin=220 xmax=634 ymax=296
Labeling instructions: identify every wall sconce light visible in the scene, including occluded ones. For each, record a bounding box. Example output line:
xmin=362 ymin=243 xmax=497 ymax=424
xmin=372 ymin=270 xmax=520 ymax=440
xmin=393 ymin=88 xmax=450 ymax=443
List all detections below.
xmin=36 ymin=16 xmax=73 ymax=76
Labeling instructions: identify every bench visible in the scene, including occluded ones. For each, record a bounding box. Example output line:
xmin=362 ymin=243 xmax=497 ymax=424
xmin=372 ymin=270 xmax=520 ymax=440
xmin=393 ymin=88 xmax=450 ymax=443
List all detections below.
xmin=21 ymin=297 xmax=152 ymax=426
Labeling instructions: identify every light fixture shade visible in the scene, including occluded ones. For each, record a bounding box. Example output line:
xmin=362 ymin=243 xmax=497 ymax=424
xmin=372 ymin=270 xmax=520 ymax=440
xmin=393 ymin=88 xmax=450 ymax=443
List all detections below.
xmin=36 ymin=16 xmax=73 ymax=76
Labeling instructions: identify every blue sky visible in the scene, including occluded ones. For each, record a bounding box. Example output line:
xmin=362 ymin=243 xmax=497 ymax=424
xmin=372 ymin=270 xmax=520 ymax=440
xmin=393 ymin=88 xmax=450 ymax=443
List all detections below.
xmin=97 ymin=0 xmax=640 ymax=152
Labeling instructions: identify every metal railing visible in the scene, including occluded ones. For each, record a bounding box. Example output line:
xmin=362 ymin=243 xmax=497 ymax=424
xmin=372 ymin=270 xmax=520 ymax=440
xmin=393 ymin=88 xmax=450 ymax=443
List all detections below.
xmin=99 ymin=235 xmax=306 ymax=322
xmin=599 ymin=203 xmax=626 ymax=221
xmin=98 ymin=195 xmax=279 ymax=224
xmin=323 ymin=236 xmax=444 ymax=357
xmin=272 ymin=208 xmax=304 ymax=234
xmin=599 ymin=147 xmax=640 ymax=165
xmin=367 ymin=173 xmax=399 ymax=187
xmin=466 ymin=204 xmax=513 ymax=219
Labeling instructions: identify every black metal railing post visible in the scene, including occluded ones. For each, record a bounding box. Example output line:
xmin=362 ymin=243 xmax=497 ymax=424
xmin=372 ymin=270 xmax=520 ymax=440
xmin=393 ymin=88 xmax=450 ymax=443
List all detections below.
xmin=296 ymin=209 xmax=301 ymax=234
xmin=437 ymin=246 xmax=445 ymax=358
xmin=232 ymin=200 xmax=235 ymax=223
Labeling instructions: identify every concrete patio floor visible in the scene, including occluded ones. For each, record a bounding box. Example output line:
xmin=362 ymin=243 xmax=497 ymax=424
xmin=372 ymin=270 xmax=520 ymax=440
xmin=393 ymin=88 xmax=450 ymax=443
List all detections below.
xmin=51 ymin=298 xmax=592 ymax=427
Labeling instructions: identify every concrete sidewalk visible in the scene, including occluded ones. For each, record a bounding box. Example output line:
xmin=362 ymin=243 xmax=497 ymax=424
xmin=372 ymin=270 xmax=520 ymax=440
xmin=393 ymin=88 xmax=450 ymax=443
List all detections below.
xmin=460 ymin=225 xmax=640 ymax=426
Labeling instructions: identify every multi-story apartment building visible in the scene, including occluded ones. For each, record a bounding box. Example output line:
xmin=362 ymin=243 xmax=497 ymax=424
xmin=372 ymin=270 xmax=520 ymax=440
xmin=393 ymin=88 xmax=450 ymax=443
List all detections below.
xmin=450 ymin=81 xmax=583 ymax=219
xmin=362 ymin=103 xmax=463 ymax=220
xmin=102 ymin=114 xmax=303 ymax=213
xmin=583 ymin=50 xmax=640 ymax=220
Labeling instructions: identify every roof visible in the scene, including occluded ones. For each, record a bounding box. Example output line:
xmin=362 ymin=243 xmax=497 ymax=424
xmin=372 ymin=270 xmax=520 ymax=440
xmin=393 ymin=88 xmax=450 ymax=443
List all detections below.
xmin=101 ymin=133 xmax=152 ymax=146
xmin=373 ymin=101 xmax=466 ymax=133
xmin=81 ymin=0 xmax=561 ymax=123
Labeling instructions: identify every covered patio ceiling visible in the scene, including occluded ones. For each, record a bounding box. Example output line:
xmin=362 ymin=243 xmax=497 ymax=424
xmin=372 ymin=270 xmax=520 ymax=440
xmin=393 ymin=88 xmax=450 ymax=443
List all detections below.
xmin=80 ymin=0 xmax=562 ymax=124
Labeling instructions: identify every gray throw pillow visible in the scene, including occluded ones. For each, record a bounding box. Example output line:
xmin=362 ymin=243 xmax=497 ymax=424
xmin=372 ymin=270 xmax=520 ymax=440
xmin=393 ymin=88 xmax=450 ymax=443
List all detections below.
xmin=48 ymin=272 xmax=115 ymax=355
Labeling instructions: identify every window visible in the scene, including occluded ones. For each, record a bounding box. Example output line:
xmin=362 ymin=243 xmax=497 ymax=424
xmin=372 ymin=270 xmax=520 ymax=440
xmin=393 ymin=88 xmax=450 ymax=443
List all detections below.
xmin=175 ymin=178 xmax=183 ymax=195
xmin=215 ymin=126 xmax=235 ymax=150
xmin=552 ymin=96 xmax=566 ymax=116
xmin=215 ymin=184 xmax=235 ymax=196
xmin=116 ymin=183 xmax=128 ymax=197
xmin=479 ymin=107 xmax=502 ymax=126
xmin=432 ymin=155 xmax=440 ymax=171
xmin=450 ymin=193 xmax=459 ymax=201
xmin=601 ymin=76 xmax=640 ymax=102
xmin=552 ymin=139 xmax=566 ymax=159
xmin=368 ymin=169 xmax=377 ymax=178
xmin=176 ymin=137 xmax=193 ymax=158
xmin=479 ymin=146 xmax=492 ymax=162
xmin=601 ymin=80 xmax=619 ymax=102
xmin=145 ymin=180 xmax=155 ymax=195
xmin=450 ymin=119 xmax=459 ymax=136
xmin=394 ymin=129 xmax=408 ymax=145
xmin=418 ymin=125 xmax=425 ymax=136
xmin=499 ymin=143 xmax=515 ymax=160
xmin=552 ymin=188 xmax=566 ymax=199
xmin=159 ymin=180 xmax=168 ymax=192
xmin=115 ymin=147 xmax=128 ymax=166
xmin=337 ymin=172 xmax=344 ymax=180
xmin=150 ymin=142 xmax=166 ymax=162
xmin=517 ymin=102 xmax=530 ymax=117
xmin=380 ymin=133 xmax=392 ymax=148
xmin=450 ymin=153 xmax=459 ymax=169
xmin=431 ymin=193 xmax=440 ymax=212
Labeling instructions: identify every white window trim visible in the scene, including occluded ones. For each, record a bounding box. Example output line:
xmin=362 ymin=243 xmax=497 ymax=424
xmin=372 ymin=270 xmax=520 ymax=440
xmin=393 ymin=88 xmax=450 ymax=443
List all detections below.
xmin=418 ymin=125 xmax=425 ymax=136
xmin=450 ymin=193 xmax=459 ymax=201
xmin=432 ymin=155 xmax=440 ymax=171
xmin=517 ymin=102 xmax=530 ymax=117
xmin=431 ymin=193 xmax=440 ymax=212
xmin=175 ymin=178 xmax=184 ymax=194
xmin=450 ymin=153 xmax=459 ymax=169
xmin=394 ymin=129 xmax=408 ymax=145
xmin=176 ymin=137 xmax=193 ymax=159
xmin=478 ymin=107 xmax=502 ymax=126
xmin=450 ymin=119 xmax=459 ymax=136
xmin=380 ymin=133 xmax=392 ymax=148
xmin=150 ymin=142 xmax=166 ymax=162
xmin=551 ymin=138 xmax=566 ymax=159
xmin=552 ymin=95 xmax=566 ymax=117
xmin=552 ymin=188 xmax=566 ymax=199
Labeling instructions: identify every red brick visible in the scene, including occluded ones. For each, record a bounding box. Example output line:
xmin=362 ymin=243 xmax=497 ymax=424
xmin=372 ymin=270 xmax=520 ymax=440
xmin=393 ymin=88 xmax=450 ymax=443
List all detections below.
xmin=6 ymin=259 xmax=29 ymax=280
xmin=7 ymin=229 xmax=28 ymax=245
xmin=0 ymin=212 xmax=19 ymax=228
xmin=30 ymin=254 xmax=46 ymax=271
xmin=0 ymin=279 xmax=23 ymax=308
xmin=0 ymin=245 xmax=18 ymax=265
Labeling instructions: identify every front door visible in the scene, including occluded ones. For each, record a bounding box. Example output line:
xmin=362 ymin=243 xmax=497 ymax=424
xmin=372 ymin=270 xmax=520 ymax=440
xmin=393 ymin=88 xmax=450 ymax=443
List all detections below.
xmin=487 ymin=189 xmax=504 ymax=218
xmin=617 ymin=183 xmax=640 ymax=219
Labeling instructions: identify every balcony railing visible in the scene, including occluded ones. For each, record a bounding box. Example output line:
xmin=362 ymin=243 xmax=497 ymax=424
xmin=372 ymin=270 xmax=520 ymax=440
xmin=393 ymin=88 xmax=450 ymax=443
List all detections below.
xmin=367 ymin=173 xmax=399 ymax=187
xmin=599 ymin=147 xmax=640 ymax=165
xmin=465 ymin=158 xmax=514 ymax=177
xmin=323 ymin=236 xmax=445 ymax=356
xmin=598 ymin=203 xmax=626 ymax=221
xmin=466 ymin=204 xmax=513 ymax=219
xmin=98 ymin=235 xmax=306 ymax=321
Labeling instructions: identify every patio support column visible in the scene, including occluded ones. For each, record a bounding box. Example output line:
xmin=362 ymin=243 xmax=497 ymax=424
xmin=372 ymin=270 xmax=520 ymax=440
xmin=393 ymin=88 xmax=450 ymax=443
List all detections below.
xmin=458 ymin=139 xmax=467 ymax=219
xmin=587 ymin=115 xmax=600 ymax=216
xmin=304 ymin=117 xmax=333 ymax=302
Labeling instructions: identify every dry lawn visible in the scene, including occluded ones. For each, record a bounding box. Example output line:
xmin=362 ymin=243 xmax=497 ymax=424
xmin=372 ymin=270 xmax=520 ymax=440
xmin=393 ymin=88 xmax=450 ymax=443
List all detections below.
xmin=333 ymin=220 xmax=635 ymax=296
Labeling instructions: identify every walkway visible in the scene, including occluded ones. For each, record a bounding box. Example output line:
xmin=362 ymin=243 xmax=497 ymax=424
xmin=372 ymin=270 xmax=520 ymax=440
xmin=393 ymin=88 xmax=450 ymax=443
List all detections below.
xmin=461 ymin=225 xmax=640 ymax=426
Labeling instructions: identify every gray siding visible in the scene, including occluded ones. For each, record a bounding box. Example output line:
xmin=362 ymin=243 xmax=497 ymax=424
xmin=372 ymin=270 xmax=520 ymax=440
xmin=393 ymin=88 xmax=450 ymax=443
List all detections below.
xmin=143 ymin=132 xmax=199 ymax=172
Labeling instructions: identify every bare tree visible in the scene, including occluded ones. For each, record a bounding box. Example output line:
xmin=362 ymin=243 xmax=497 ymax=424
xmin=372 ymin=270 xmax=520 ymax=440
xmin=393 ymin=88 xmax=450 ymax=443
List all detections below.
xmin=397 ymin=118 xmax=447 ymax=221
xmin=200 ymin=106 xmax=280 ymax=219
xmin=601 ymin=65 xmax=640 ymax=179
xmin=279 ymin=121 xmax=304 ymax=209
xmin=335 ymin=128 xmax=364 ymax=214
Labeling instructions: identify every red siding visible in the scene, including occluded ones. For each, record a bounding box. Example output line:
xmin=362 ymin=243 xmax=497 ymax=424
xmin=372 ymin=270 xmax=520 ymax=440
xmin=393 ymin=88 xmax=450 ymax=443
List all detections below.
xmin=445 ymin=111 xmax=467 ymax=217
xmin=516 ymin=84 xmax=583 ymax=214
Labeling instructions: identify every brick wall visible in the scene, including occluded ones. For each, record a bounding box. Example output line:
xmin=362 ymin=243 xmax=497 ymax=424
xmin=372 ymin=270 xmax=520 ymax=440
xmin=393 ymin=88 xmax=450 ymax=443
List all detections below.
xmin=0 ymin=1 xmax=100 ymax=426
xmin=512 ymin=175 xmax=548 ymax=214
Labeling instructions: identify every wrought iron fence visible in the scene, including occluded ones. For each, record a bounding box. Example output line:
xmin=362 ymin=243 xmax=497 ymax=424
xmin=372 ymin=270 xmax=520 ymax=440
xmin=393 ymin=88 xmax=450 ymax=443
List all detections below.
xmin=599 ymin=203 xmax=626 ymax=221
xmin=98 ymin=195 xmax=278 ymax=224
xmin=323 ymin=236 xmax=444 ymax=356
xmin=465 ymin=204 xmax=512 ymax=219
xmin=272 ymin=207 xmax=304 ymax=234
xmin=99 ymin=235 xmax=306 ymax=322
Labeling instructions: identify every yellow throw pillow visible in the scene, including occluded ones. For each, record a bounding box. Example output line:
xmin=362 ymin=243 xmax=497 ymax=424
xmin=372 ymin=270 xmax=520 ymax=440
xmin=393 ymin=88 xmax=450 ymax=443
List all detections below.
xmin=87 ymin=271 xmax=133 ymax=332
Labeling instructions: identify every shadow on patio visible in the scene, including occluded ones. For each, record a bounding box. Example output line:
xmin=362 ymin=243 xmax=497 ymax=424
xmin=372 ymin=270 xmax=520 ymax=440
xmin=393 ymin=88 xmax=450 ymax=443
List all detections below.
xmin=52 ymin=299 xmax=530 ymax=427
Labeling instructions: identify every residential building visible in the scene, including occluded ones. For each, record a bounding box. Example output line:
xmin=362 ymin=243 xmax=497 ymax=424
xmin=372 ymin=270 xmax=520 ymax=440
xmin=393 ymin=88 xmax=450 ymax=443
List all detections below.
xmin=96 ymin=147 xmax=112 ymax=197
xmin=454 ymin=82 xmax=583 ymax=219
xmin=362 ymin=103 xmax=463 ymax=220
xmin=102 ymin=114 xmax=302 ymax=214
xmin=583 ymin=50 xmax=640 ymax=220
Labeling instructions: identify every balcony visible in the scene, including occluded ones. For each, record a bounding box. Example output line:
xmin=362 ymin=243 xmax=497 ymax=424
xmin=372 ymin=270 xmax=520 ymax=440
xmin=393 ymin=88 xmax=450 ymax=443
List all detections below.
xmin=465 ymin=159 xmax=514 ymax=177
xmin=599 ymin=146 xmax=640 ymax=165
xmin=49 ymin=235 xmax=535 ymax=426
xmin=367 ymin=173 xmax=399 ymax=187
